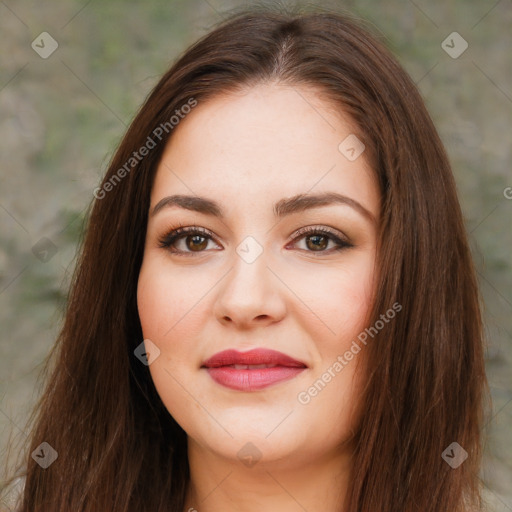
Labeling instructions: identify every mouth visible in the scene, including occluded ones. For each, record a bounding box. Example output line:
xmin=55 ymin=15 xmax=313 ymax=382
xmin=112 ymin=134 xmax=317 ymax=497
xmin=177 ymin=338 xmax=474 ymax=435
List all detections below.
xmin=201 ymin=348 xmax=307 ymax=391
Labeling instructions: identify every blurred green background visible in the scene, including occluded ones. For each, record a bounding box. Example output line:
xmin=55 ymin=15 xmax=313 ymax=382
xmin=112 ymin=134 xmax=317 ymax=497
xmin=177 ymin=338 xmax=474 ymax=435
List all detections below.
xmin=0 ymin=0 xmax=511 ymax=509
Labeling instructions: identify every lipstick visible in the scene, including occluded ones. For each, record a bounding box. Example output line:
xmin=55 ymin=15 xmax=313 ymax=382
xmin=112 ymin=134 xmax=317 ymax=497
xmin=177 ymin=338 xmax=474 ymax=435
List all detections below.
xmin=201 ymin=348 xmax=307 ymax=391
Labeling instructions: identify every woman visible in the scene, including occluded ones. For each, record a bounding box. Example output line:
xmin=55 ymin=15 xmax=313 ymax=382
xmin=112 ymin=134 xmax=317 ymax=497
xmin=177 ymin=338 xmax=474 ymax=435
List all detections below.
xmin=3 ymin=6 xmax=487 ymax=512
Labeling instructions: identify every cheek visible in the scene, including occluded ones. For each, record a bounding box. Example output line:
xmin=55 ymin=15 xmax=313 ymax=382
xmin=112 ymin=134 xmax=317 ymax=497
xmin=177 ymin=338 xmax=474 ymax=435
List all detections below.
xmin=286 ymin=252 xmax=376 ymax=348
xmin=137 ymin=256 xmax=211 ymax=340
xmin=136 ymin=259 xmax=208 ymax=432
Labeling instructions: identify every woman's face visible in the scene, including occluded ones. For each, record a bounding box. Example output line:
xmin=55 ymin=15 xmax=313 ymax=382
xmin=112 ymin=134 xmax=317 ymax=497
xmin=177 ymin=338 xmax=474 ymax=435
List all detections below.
xmin=137 ymin=83 xmax=380 ymax=469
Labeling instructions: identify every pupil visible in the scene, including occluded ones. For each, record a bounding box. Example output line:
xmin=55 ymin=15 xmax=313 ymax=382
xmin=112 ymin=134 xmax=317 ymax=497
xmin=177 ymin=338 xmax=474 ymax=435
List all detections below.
xmin=307 ymin=235 xmax=327 ymax=251
xmin=188 ymin=235 xmax=207 ymax=251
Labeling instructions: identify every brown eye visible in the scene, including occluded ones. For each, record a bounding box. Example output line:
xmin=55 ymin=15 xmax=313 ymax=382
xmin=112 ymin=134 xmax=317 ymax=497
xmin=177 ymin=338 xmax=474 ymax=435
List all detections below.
xmin=187 ymin=234 xmax=208 ymax=251
xmin=305 ymin=234 xmax=329 ymax=251
xmin=158 ymin=226 xmax=221 ymax=255
xmin=289 ymin=226 xmax=353 ymax=254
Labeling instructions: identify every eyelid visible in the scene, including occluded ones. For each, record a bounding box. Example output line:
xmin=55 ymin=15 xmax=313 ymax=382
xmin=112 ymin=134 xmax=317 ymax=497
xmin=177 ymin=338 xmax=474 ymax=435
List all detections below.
xmin=157 ymin=225 xmax=221 ymax=252
xmin=157 ymin=223 xmax=353 ymax=255
xmin=285 ymin=225 xmax=353 ymax=254
xmin=289 ymin=224 xmax=351 ymax=244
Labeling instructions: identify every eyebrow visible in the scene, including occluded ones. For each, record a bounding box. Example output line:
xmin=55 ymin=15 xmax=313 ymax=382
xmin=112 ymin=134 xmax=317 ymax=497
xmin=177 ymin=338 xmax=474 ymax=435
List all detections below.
xmin=151 ymin=192 xmax=376 ymax=224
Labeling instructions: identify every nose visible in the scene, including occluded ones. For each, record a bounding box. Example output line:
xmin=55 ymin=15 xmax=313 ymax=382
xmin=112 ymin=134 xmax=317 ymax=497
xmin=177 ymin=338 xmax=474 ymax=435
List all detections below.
xmin=213 ymin=248 xmax=287 ymax=329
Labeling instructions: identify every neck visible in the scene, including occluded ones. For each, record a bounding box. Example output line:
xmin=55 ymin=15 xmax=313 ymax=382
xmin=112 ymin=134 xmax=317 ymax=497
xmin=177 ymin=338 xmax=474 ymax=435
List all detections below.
xmin=183 ymin=438 xmax=352 ymax=512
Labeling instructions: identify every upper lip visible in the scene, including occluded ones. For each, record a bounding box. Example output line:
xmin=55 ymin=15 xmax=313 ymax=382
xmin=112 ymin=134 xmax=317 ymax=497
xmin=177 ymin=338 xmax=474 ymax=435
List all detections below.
xmin=202 ymin=349 xmax=307 ymax=368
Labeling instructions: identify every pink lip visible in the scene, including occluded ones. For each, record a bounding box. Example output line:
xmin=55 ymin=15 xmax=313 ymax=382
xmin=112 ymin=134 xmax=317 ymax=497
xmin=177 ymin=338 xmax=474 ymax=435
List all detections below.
xmin=202 ymin=349 xmax=307 ymax=391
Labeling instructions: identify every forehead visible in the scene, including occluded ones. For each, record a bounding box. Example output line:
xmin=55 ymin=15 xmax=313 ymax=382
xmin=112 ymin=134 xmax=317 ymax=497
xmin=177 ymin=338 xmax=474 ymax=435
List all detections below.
xmin=151 ymin=83 xmax=379 ymax=218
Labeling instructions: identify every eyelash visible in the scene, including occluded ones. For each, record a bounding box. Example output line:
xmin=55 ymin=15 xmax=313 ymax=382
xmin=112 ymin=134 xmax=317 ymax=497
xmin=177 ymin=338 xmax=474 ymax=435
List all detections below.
xmin=158 ymin=224 xmax=353 ymax=256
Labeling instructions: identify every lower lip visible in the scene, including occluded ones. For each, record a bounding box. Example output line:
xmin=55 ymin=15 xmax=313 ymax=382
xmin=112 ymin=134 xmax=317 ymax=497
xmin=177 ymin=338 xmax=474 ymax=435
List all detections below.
xmin=204 ymin=366 xmax=306 ymax=391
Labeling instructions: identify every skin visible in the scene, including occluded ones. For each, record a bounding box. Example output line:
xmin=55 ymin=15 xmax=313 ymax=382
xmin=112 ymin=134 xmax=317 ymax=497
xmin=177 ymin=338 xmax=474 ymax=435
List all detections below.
xmin=137 ymin=82 xmax=380 ymax=512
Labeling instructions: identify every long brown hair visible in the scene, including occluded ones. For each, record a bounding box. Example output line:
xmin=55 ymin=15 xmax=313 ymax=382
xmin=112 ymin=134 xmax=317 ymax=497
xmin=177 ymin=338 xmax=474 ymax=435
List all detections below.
xmin=4 ymin=5 xmax=487 ymax=511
